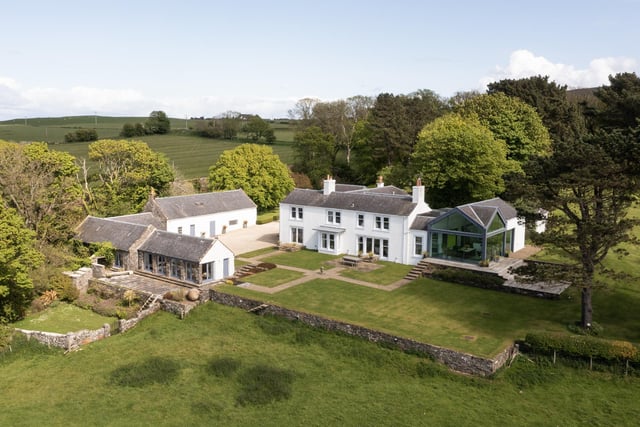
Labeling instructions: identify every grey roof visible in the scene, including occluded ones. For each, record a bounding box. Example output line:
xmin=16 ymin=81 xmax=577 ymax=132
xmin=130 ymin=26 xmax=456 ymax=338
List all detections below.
xmin=110 ymin=212 xmax=165 ymax=230
xmin=458 ymin=198 xmax=518 ymax=226
xmin=410 ymin=209 xmax=451 ymax=230
xmin=282 ymin=188 xmax=418 ymax=216
xmin=358 ymin=185 xmax=408 ymax=196
xmin=137 ymin=230 xmax=218 ymax=263
xmin=335 ymin=184 xmax=366 ymax=192
xmin=149 ymin=190 xmax=256 ymax=220
xmin=76 ymin=217 xmax=151 ymax=251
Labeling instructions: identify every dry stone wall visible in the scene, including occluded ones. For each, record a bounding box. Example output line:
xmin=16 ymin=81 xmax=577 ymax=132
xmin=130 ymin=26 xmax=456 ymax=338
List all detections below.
xmin=209 ymin=290 xmax=516 ymax=376
xmin=15 ymin=324 xmax=111 ymax=351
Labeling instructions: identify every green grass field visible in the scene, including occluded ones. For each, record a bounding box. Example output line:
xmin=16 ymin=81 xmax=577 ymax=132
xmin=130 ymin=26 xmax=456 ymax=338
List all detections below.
xmin=2 ymin=303 xmax=639 ymax=426
xmin=0 ymin=116 xmax=295 ymax=179
xmin=13 ymin=303 xmax=115 ymax=333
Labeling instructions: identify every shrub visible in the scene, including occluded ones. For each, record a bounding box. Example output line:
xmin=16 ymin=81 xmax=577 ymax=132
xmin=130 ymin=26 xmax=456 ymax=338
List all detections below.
xmin=431 ymin=267 xmax=505 ymax=288
xmin=163 ymin=290 xmax=185 ymax=301
xmin=525 ymin=332 xmax=639 ymax=362
xmin=0 ymin=324 xmax=14 ymax=352
xmin=205 ymin=357 xmax=241 ymax=378
xmin=236 ymin=364 xmax=295 ymax=406
xmin=64 ymin=128 xmax=98 ymax=142
xmin=49 ymin=273 xmax=79 ymax=302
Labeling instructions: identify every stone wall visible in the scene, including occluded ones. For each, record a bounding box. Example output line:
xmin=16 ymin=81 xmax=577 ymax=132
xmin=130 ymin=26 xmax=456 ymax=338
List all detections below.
xmin=118 ymin=304 xmax=161 ymax=333
xmin=209 ymin=290 xmax=516 ymax=376
xmin=64 ymin=267 xmax=93 ymax=293
xmin=15 ymin=324 xmax=111 ymax=351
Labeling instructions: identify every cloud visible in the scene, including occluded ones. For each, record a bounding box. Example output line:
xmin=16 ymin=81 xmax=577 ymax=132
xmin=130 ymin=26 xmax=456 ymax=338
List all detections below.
xmin=0 ymin=76 xmax=295 ymax=120
xmin=481 ymin=49 xmax=638 ymax=90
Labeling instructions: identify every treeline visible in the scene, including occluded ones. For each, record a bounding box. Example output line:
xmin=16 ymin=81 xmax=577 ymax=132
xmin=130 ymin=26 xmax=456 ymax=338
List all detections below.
xmin=190 ymin=112 xmax=276 ymax=144
xmin=120 ymin=110 xmax=171 ymax=137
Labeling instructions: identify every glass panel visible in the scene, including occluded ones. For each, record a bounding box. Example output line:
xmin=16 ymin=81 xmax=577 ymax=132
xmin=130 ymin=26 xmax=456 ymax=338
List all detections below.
xmin=488 ymin=214 xmax=505 ymax=232
xmin=431 ymin=212 xmax=482 ymax=234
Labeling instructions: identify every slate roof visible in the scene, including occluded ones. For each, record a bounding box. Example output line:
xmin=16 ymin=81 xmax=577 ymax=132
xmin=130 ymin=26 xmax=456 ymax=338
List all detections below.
xmin=76 ymin=217 xmax=152 ymax=251
xmin=281 ymin=188 xmax=418 ymax=216
xmin=137 ymin=230 xmax=219 ymax=263
xmin=410 ymin=209 xmax=451 ymax=230
xmin=457 ymin=198 xmax=518 ymax=227
xmin=149 ymin=190 xmax=256 ymax=220
xmin=110 ymin=212 xmax=165 ymax=230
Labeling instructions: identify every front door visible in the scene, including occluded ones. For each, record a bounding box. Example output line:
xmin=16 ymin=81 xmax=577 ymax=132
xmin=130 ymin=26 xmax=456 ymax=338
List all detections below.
xmin=223 ymin=258 xmax=230 ymax=277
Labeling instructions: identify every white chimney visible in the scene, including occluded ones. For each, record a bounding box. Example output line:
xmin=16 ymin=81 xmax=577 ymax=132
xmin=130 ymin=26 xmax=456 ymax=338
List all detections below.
xmin=323 ymin=175 xmax=336 ymax=195
xmin=376 ymin=175 xmax=384 ymax=188
xmin=412 ymin=177 xmax=425 ymax=204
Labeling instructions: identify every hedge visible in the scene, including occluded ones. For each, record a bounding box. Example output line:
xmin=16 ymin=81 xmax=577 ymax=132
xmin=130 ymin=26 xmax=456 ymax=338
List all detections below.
xmin=525 ymin=332 xmax=640 ymax=362
xmin=431 ymin=267 xmax=505 ymax=288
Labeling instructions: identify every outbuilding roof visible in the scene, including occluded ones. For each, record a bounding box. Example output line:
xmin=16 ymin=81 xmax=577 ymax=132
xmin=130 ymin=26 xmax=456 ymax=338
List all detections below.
xmin=148 ymin=189 xmax=256 ymax=220
xmin=137 ymin=230 xmax=221 ymax=263
xmin=75 ymin=216 xmax=152 ymax=251
xmin=457 ymin=198 xmax=518 ymax=227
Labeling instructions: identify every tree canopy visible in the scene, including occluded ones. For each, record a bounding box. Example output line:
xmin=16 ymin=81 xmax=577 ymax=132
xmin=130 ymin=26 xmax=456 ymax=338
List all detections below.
xmin=145 ymin=110 xmax=171 ymax=134
xmin=0 ymin=203 xmax=44 ymax=322
xmin=413 ymin=114 xmax=512 ymax=207
xmin=0 ymin=141 xmax=84 ymax=245
xmin=292 ymin=126 xmax=335 ymax=188
xmin=455 ymin=92 xmax=551 ymax=164
xmin=208 ymin=144 xmax=294 ymax=211
xmin=87 ymin=139 xmax=175 ymax=215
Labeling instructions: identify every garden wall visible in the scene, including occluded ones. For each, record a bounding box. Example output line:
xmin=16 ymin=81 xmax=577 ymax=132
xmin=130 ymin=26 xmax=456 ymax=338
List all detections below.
xmin=209 ymin=290 xmax=516 ymax=376
xmin=15 ymin=324 xmax=111 ymax=351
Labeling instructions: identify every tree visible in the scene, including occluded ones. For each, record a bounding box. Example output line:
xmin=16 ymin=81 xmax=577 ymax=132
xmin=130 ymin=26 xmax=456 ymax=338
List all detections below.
xmin=87 ymin=139 xmax=175 ymax=215
xmin=292 ymin=126 xmax=335 ymax=187
xmin=208 ymin=144 xmax=294 ymax=211
xmin=413 ymin=114 xmax=513 ymax=207
xmin=592 ymin=72 xmax=640 ymax=132
xmin=242 ymin=116 xmax=274 ymax=143
xmin=120 ymin=122 xmax=146 ymax=138
xmin=487 ymin=75 xmax=584 ymax=142
xmin=0 ymin=141 xmax=84 ymax=245
xmin=64 ymin=128 xmax=98 ymax=142
xmin=0 ymin=203 xmax=44 ymax=322
xmin=145 ymin=110 xmax=171 ymax=134
xmin=288 ymin=97 xmax=320 ymax=126
xmin=455 ymin=92 xmax=551 ymax=164
xmin=518 ymin=130 xmax=640 ymax=329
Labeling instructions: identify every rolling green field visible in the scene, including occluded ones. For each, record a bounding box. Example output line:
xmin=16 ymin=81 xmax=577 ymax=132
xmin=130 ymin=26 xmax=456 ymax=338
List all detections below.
xmin=0 ymin=116 xmax=295 ymax=179
xmin=2 ymin=303 xmax=639 ymax=426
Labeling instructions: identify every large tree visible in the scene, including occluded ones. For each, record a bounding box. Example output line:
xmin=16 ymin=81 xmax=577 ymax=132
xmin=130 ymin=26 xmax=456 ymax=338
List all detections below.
xmin=87 ymin=139 xmax=175 ymax=215
xmin=145 ymin=110 xmax=171 ymax=134
xmin=512 ymin=73 xmax=640 ymax=329
xmin=208 ymin=144 xmax=294 ymax=211
xmin=291 ymin=126 xmax=335 ymax=188
xmin=0 ymin=203 xmax=44 ymax=322
xmin=413 ymin=114 xmax=513 ymax=207
xmin=0 ymin=141 xmax=84 ymax=245
xmin=455 ymin=92 xmax=551 ymax=164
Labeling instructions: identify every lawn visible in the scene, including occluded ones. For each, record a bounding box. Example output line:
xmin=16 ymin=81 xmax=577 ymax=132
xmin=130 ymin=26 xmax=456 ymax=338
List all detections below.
xmin=2 ymin=303 xmax=639 ymax=426
xmin=244 ymin=268 xmax=305 ymax=288
xmin=13 ymin=302 xmax=115 ymax=333
xmin=261 ymin=250 xmax=341 ymax=271
xmin=218 ymin=278 xmax=584 ymax=357
xmin=340 ymin=261 xmax=413 ymax=285
xmin=238 ymin=246 xmax=278 ymax=259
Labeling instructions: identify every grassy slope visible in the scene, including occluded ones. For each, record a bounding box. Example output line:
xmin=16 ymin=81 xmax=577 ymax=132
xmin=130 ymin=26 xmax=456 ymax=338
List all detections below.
xmin=13 ymin=303 xmax=115 ymax=333
xmin=2 ymin=304 xmax=639 ymax=426
xmin=0 ymin=116 xmax=295 ymax=179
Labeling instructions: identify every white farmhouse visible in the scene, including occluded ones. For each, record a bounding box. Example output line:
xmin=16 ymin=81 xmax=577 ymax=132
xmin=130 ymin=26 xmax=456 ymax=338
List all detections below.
xmin=279 ymin=177 xmax=525 ymax=265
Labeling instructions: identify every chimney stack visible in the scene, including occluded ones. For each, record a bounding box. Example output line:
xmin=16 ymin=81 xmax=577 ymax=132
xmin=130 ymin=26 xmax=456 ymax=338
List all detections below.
xmin=323 ymin=175 xmax=336 ymax=195
xmin=376 ymin=175 xmax=384 ymax=188
xmin=412 ymin=178 xmax=425 ymax=204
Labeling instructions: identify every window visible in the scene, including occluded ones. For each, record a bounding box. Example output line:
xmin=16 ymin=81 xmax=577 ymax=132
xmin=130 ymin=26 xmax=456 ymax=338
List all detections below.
xmin=143 ymin=252 xmax=153 ymax=272
xmin=414 ymin=236 xmax=423 ymax=256
xmin=375 ymin=216 xmax=389 ymax=230
xmin=357 ymin=236 xmax=388 ymax=258
xmin=327 ymin=210 xmax=341 ymax=224
xmin=177 ymin=226 xmax=183 ymax=234
xmin=291 ymin=227 xmax=303 ymax=244
xmin=291 ymin=207 xmax=303 ymax=219
xmin=321 ymin=233 xmax=335 ymax=250
xmin=229 ymin=219 xmax=238 ymax=226
xmin=202 ymin=262 xmax=214 ymax=281
xmin=114 ymin=252 xmax=123 ymax=268
xmin=357 ymin=214 xmax=364 ymax=227
xmin=171 ymin=259 xmax=180 ymax=278
xmin=158 ymin=256 xmax=166 ymax=275
xmin=189 ymin=224 xmax=195 ymax=236
xmin=185 ymin=262 xmax=197 ymax=282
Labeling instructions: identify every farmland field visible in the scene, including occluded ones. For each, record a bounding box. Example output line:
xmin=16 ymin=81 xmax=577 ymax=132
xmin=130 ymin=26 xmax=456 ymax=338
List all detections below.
xmin=0 ymin=116 xmax=295 ymax=179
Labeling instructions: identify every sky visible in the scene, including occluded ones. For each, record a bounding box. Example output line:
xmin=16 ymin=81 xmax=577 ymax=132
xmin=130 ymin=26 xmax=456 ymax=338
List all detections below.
xmin=1 ymin=0 xmax=638 ymax=120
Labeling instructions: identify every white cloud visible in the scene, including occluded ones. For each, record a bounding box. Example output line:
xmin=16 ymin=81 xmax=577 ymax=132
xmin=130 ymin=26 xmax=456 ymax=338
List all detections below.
xmin=0 ymin=77 xmax=296 ymax=120
xmin=481 ymin=49 xmax=638 ymax=90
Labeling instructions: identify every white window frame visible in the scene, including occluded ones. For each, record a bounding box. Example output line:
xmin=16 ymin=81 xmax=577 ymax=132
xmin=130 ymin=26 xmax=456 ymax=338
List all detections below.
xmin=291 ymin=227 xmax=303 ymax=244
xmin=357 ymin=213 xmax=364 ymax=228
xmin=375 ymin=216 xmax=389 ymax=230
xmin=327 ymin=210 xmax=341 ymax=225
xmin=414 ymin=236 xmax=423 ymax=256
xmin=291 ymin=206 xmax=303 ymax=220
